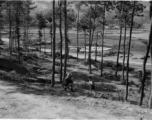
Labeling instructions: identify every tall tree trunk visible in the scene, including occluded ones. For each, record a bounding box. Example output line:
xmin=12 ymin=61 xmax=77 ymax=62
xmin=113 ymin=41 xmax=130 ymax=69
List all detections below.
xmin=139 ymin=32 xmax=151 ymax=106
xmin=149 ymin=2 xmax=152 ymax=108
xmin=27 ymin=25 xmax=29 ymax=52
xmin=63 ymin=0 xmax=68 ymax=79
xmin=95 ymin=32 xmax=98 ymax=61
xmin=0 ymin=29 xmax=1 ymax=54
xmin=51 ymin=0 xmax=56 ymax=87
xmin=115 ymin=1 xmax=123 ymax=77
xmin=77 ymin=10 xmax=79 ymax=61
xmin=8 ymin=2 xmax=12 ymax=55
xmin=101 ymin=3 xmax=105 ymax=77
xmin=43 ymin=28 xmax=46 ymax=53
xmin=88 ymin=5 xmax=96 ymax=74
xmin=0 ymin=9 xmax=2 ymax=48
xmin=12 ymin=26 xmax=15 ymax=51
xmin=88 ymin=5 xmax=92 ymax=74
xmin=122 ymin=20 xmax=127 ymax=82
xmin=59 ymin=0 xmax=63 ymax=83
xmin=39 ymin=30 xmax=42 ymax=53
xmin=149 ymin=40 xmax=152 ymax=108
xmin=23 ymin=17 xmax=27 ymax=50
xmin=25 ymin=25 xmax=28 ymax=52
xmin=50 ymin=24 xmax=53 ymax=57
xmin=91 ymin=17 xmax=95 ymax=55
xmin=26 ymin=13 xmax=29 ymax=52
xmin=17 ymin=27 xmax=20 ymax=64
xmin=125 ymin=1 xmax=135 ymax=101
xmin=84 ymin=31 xmax=86 ymax=60
xmin=0 ymin=28 xmax=1 ymax=42
xmin=0 ymin=7 xmax=1 ymax=55
xmin=15 ymin=6 xmax=21 ymax=64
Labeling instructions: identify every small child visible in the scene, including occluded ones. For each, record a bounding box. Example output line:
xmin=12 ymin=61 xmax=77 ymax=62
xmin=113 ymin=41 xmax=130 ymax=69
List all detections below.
xmin=88 ymin=76 xmax=95 ymax=94
xmin=63 ymin=73 xmax=74 ymax=92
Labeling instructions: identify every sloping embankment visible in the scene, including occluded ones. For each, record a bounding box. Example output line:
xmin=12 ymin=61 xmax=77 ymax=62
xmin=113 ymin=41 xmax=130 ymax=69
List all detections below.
xmin=0 ymin=58 xmax=30 ymax=75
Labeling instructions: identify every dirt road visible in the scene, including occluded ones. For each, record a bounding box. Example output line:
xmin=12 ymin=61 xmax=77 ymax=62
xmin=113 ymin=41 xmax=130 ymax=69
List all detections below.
xmin=0 ymin=80 xmax=140 ymax=119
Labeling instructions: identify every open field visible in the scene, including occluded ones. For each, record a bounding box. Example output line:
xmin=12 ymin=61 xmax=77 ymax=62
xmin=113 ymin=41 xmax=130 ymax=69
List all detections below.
xmin=2 ymin=27 xmax=150 ymax=67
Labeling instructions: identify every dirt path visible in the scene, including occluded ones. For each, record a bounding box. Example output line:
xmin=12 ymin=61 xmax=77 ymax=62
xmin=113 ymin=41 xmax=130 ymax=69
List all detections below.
xmin=0 ymin=80 xmax=140 ymax=119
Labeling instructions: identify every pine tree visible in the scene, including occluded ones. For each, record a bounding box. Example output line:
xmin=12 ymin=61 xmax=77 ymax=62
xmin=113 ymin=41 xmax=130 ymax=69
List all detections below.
xmin=63 ymin=0 xmax=68 ymax=79
xmin=59 ymin=0 xmax=63 ymax=83
xmin=51 ymin=0 xmax=56 ymax=87
xmin=115 ymin=1 xmax=124 ymax=77
xmin=149 ymin=1 xmax=152 ymax=109
xmin=125 ymin=1 xmax=136 ymax=101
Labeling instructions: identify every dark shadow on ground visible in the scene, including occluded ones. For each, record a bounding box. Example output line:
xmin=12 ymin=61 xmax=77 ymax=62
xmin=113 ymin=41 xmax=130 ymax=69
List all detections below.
xmin=0 ymin=74 xmax=119 ymax=100
xmin=0 ymin=69 xmax=149 ymax=107
xmin=0 ymin=54 xmax=147 ymax=107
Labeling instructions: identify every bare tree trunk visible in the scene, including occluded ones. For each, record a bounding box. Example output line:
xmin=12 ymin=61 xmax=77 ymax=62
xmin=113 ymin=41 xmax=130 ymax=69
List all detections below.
xmin=43 ymin=28 xmax=46 ymax=53
xmin=12 ymin=26 xmax=15 ymax=51
xmin=39 ymin=30 xmax=42 ymax=53
xmin=51 ymin=0 xmax=56 ymax=87
xmin=0 ymin=10 xmax=1 ymax=55
xmin=23 ymin=17 xmax=27 ymax=50
xmin=122 ymin=20 xmax=127 ymax=82
xmin=0 ymin=8 xmax=2 ymax=55
xmin=91 ymin=18 xmax=95 ymax=54
xmin=0 ymin=30 xmax=1 ymax=43
xmin=88 ymin=5 xmax=92 ymax=74
xmin=0 ymin=26 xmax=1 ymax=43
xmin=26 ymin=17 xmax=29 ymax=52
xmin=8 ymin=2 xmax=12 ymax=55
xmin=77 ymin=10 xmax=79 ymax=61
xmin=59 ymin=0 xmax=63 ymax=83
xmin=84 ymin=31 xmax=86 ymax=60
xmin=15 ymin=6 xmax=21 ymax=64
xmin=88 ymin=31 xmax=92 ymax=74
xmin=115 ymin=1 xmax=123 ymax=77
xmin=17 ymin=27 xmax=20 ymax=64
xmin=139 ymin=32 xmax=151 ymax=106
xmin=63 ymin=0 xmax=68 ymax=79
xmin=149 ymin=2 xmax=152 ymax=108
xmin=95 ymin=32 xmax=98 ymax=61
xmin=125 ymin=1 xmax=135 ymax=101
xmin=149 ymin=42 xmax=152 ymax=108
xmin=89 ymin=9 xmax=96 ymax=74
xmin=50 ymin=24 xmax=53 ymax=57
xmin=101 ymin=3 xmax=105 ymax=77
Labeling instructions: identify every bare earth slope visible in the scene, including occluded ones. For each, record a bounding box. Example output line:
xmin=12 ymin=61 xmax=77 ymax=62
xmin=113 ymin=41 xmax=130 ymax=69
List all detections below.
xmin=0 ymin=80 xmax=151 ymax=119
xmin=0 ymin=80 xmax=119 ymax=119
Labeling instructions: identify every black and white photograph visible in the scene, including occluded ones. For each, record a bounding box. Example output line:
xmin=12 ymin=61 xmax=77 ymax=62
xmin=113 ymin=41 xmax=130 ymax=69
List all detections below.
xmin=0 ymin=0 xmax=152 ymax=119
